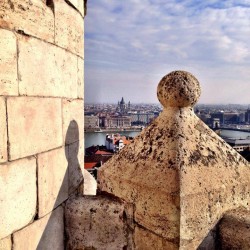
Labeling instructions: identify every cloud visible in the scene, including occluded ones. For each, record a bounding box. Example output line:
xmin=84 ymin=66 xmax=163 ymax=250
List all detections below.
xmin=85 ymin=0 xmax=250 ymax=104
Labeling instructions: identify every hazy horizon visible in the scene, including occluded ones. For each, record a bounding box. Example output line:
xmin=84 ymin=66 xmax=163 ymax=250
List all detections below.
xmin=85 ymin=1 xmax=250 ymax=104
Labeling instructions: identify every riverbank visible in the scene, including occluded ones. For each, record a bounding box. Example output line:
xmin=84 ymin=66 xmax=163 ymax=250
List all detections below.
xmin=84 ymin=127 xmax=144 ymax=133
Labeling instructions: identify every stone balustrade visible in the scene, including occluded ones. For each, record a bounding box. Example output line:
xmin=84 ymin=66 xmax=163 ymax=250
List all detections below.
xmin=67 ymin=71 xmax=250 ymax=250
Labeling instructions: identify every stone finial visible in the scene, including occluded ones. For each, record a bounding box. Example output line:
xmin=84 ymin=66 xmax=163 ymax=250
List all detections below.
xmin=98 ymin=71 xmax=250 ymax=250
xmin=157 ymin=71 xmax=201 ymax=108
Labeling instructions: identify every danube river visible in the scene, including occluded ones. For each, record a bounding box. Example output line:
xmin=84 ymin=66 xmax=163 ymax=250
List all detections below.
xmin=84 ymin=129 xmax=250 ymax=149
xmin=219 ymin=129 xmax=250 ymax=139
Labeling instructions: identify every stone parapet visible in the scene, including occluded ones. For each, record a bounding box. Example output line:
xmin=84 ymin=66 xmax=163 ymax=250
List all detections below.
xmin=65 ymin=195 xmax=132 ymax=250
xmin=98 ymin=71 xmax=250 ymax=249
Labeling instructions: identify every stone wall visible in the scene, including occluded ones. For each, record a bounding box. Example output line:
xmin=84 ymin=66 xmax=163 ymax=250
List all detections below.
xmin=0 ymin=0 xmax=84 ymax=249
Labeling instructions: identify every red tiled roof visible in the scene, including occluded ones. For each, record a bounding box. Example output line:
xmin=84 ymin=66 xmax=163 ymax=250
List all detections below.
xmin=95 ymin=150 xmax=113 ymax=155
xmin=84 ymin=162 xmax=98 ymax=169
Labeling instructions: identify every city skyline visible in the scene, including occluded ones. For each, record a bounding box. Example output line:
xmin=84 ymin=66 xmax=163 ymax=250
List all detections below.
xmin=85 ymin=0 xmax=250 ymax=104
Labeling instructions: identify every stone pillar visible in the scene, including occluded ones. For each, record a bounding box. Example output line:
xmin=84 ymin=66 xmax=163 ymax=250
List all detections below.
xmin=0 ymin=0 xmax=85 ymax=249
xmin=98 ymin=71 xmax=250 ymax=249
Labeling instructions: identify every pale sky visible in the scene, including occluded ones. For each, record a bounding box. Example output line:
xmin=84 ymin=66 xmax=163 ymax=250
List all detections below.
xmin=85 ymin=0 xmax=250 ymax=104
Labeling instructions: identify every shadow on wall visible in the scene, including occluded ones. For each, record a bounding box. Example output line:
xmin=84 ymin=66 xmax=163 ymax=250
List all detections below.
xmin=36 ymin=120 xmax=83 ymax=249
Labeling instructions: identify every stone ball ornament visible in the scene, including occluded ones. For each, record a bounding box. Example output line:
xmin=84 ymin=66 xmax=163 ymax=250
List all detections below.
xmin=157 ymin=71 xmax=201 ymax=108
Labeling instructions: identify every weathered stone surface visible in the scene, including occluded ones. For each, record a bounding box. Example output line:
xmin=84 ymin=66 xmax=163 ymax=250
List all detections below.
xmin=38 ymin=147 xmax=68 ymax=218
xmin=77 ymin=57 xmax=84 ymax=98
xmin=219 ymin=207 xmax=250 ymax=250
xmin=55 ymin=0 xmax=84 ymax=57
xmin=67 ymin=140 xmax=84 ymax=194
xmin=0 ymin=0 xmax=54 ymax=43
xmin=157 ymin=71 xmax=201 ymax=108
xmin=65 ymin=195 xmax=129 ymax=250
xmin=18 ymin=36 xmax=78 ymax=98
xmin=0 ymin=98 xmax=7 ymax=163
xmin=8 ymin=97 xmax=62 ymax=160
xmin=0 ymin=236 xmax=11 ymax=250
xmin=84 ymin=169 xmax=97 ymax=195
xmin=0 ymin=157 xmax=36 ymax=239
xmin=0 ymin=29 xmax=18 ymax=96
xmin=66 ymin=0 xmax=84 ymax=16
xmin=13 ymin=206 xmax=64 ymax=250
xmin=62 ymin=99 xmax=84 ymax=145
xmin=98 ymin=71 xmax=250 ymax=249
xmin=134 ymin=226 xmax=178 ymax=250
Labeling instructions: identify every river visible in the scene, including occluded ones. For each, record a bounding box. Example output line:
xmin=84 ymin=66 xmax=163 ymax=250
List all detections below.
xmin=84 ymin=129 xmax=250 ymax=149
xmin=219 ymin=129 xmax=250 ymax=139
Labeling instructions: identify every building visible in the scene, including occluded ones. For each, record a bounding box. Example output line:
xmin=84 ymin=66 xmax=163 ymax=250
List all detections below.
xmin=130 ymin=113 xmax=156 ymax=125
xmin=99 ymin=115 xmax=131 ymax=128
xmin=105 ymin=134 xmax=133 ymax=152
xmin=223 ymin=137 xmax=250 ymax=152
xmin=84 ymin=115 xmax=99 ymax=128
xmin=116 ymin=97 xmax=130 ymax=114
xmin=245 ymin=109 xmax=250 ymax=123
xmin=210 ymin=112 xmax=224 ymax=124
xmin=212 ymin=118 xmax=220 ymax=128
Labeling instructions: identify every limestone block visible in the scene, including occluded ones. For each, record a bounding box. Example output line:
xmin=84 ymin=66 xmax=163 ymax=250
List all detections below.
xmin=0 ymin=0 xmax=54 ymax=43
xmin=65 ymin=195 xmax=129 ymax=250
xmin=63 ymin=99 xmax=84 ymax=145
xmin=13 ymin=206 xmax=64 ymax=250
xmin=66 ymin=0 xmax=84 ymax=16
xmin=18 ymin=36 xmax=78 ymax=98
xmin=0 ymin=157 xmax=36 ymax=239
xmin=8 ymin=97 xmax=62 ymax=160
xmin=0 ymin=29 xmax=18 ymax=95
xmin=134 ymin=226 xmax=178 ymax=250
xmin=77 ymin=57 xmax=84 ymax=99
xmin=98 ymin=71 xmax=250 ymax=249
xmin=219 ymin=208 xmax=250 ymax=250
xmin=0 ymin=98 xmax=7 ymax=163
xmin=66 ymin=140 xmax=84 ymax=194
xmin=0 ymin=236 xmax=11 ymax=250
xmin=55 ymin=0 xmax=84 ymax=57
xmin=38 ymin=147 xmax=68 ymax=218
xmin=84 ymin=169 xmax=97 ymax=195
